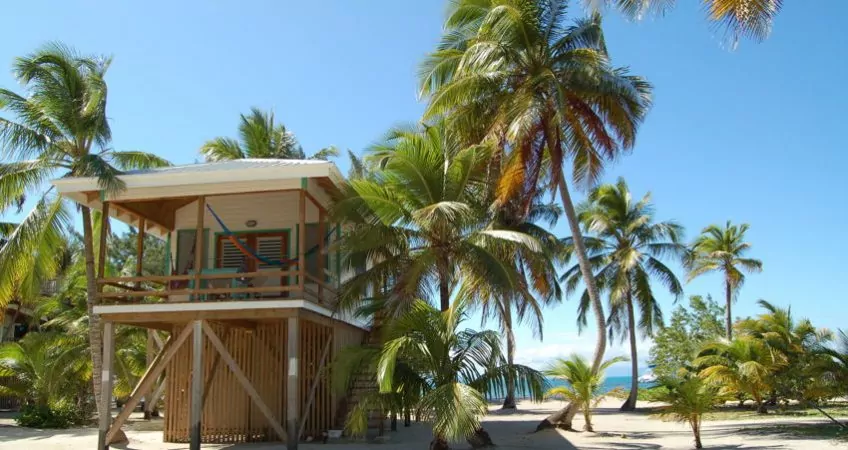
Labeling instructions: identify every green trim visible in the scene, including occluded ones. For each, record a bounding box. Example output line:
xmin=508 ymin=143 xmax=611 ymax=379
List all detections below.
xmin=98 ymin=190 xmax=105 ymax=202
xmin=164 ymin=232 xmax=172 ymax=274
xmin=295 ymin=224 xmax=300 ymax=285
xmin=300 ymin=177 xmax=308 ymax=189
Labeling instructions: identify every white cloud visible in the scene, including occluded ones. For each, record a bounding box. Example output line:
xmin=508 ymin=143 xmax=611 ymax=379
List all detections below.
xmin=514 ymin=331 xmax=654 ymax=376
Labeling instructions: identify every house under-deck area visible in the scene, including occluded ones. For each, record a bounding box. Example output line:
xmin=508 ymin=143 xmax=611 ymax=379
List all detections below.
xmin=51 ymin=159 xmax=370 ymax=450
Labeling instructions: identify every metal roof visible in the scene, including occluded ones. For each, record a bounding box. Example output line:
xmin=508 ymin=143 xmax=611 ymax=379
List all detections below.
xmin=123 ymin=158 xmax=329 ymax=176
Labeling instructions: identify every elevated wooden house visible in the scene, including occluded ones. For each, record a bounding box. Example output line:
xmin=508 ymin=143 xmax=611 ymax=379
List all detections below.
xmin=52 ymin=159 xmax=369 ymax=449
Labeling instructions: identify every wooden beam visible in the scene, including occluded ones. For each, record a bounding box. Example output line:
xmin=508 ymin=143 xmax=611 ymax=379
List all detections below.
xmin=99 ymin=270 xmax=296 ymax=284
xmin=109 ymin=202 xmax=170 ymax=233
xmin=201 ymin=321 xmax=288 ymax=441
xmin=97 ymin=202 xmax=110 ymax=281
xmin=193 ymin=196 xmax=206 ymax=301
xmin=144 ymin=329 xmax=155 ymax=419
xmin=317 ymin=208 xmax=325 ymax=302
xmin=135 ymin=218 xmax=146 ymax=303
xmin=303 ymin=190 xmax=327 ymax=214
xmin=105 ymin=326 xmax=193 ymax=443
xmin=201 ymin=337 xmax=223 ymax=409
xmin=190 ymin=320 xmax=203 ymax=450
xmin=86 ymin=191 xmax=100 ymax=203
xmin=148 ymin=376 xmax=167 ymax=414
xmin=298 ymin=190 xmax=306 ymax=292
xmin=298 ymin=334 xmax=333 ymax=438
xmin=287 ymin=316 xmax=300 ymax=448
xmin=98 ymin=283 xmax=298 ymax=299
xmin=135 ymin=218 xmax=145 ymax=276
xmin=97 ymin=321 xmax=115 ymax=450
xmin=152 ymin=330 xmax=165 ymax=350
xmin=96 ymin=307 xmax=300 ymax=325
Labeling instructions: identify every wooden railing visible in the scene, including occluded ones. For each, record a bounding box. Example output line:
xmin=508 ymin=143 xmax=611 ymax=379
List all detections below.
xmin=97 ymin=269 xmax=339 ymax=306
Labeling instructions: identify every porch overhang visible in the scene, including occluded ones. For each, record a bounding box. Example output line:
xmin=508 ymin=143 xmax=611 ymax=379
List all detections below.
xmin=92 ymin=299 xmax=368 ymax=331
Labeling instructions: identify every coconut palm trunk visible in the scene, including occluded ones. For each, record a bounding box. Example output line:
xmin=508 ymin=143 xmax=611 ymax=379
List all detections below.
xmin=724 ymin=277 xmax=733 ymax=340
xmin=438 ymin=257 xmax=451 ymax=312
xmin=533 ymin=179 xmax=608 ymax=432
xmin=622 ymin=288 xmax=639 ymax=411
xmin=81 ymin=206 xmax=105 ymax=418
xmin=502 ymin=305 xmax=517 ymax=409
xmin=557 ymin=178 xmax=606 ymax=371
xmin=692 ymin=417 xmax=703 ymax=449
xmin=2 ymin=304 xmax=20 ymax=342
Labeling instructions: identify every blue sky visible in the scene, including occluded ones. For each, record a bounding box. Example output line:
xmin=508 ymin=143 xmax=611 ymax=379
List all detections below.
xmin=2 ymin=1 xmax=847 ymax=375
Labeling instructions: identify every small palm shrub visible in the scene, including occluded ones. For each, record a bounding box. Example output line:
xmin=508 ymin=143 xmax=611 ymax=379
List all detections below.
xmin=653 ymin=376 xmax=723 ymax=449
xmin=544 ymin=354 xmax=626 ymax=432
xmin=339 ymin=300 xmax=546 ymax=450
xmin=0 ymin=332 xmax=92 ymax=428
xmin=16 ymin=400 xmax=90 ymax=428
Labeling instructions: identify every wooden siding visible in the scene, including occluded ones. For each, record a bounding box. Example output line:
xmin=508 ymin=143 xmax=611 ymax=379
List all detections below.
xmin=104 ymin=179 xmax=302 ymax=202
xmin=163 ymin=317 xmax=365 ymax=443
xmin=172 ymin=190 xmax=325 ymax=270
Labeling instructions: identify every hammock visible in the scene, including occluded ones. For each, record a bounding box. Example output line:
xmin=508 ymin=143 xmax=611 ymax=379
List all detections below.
xmin=206 ymin=203 xmax=336 ymax=268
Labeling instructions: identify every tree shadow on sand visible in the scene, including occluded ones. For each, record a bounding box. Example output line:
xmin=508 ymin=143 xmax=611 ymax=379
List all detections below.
xmin=706 ymin=421 xmax=848 ymax=444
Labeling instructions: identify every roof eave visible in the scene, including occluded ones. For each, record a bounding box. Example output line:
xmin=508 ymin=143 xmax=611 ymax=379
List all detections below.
xmin=51 ymin=162 xmax=343 ymax=194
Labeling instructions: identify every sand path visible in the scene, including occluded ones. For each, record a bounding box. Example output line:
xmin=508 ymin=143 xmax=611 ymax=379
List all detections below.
xmin=1 ymin=399 xmax=845 ymax=449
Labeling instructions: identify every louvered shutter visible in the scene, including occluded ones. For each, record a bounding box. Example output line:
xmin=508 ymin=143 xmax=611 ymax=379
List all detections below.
xmin=256 ymin=236 xmax=284 ymax=269
xmin=219 ymin=239 xmax=244 ymax=269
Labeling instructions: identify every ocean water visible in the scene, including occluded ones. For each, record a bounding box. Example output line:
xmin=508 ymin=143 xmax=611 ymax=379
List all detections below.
xmin=490 ymin=376 xmax=647 ymax=400
xmin=550 ymin=375 xmax=640 ymax=392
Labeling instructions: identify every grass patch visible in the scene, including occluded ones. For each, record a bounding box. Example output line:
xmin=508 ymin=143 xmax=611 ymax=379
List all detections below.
xmin=737 ymin=423 xmax=848 ymax=442
xmin=703 ymin=402 xmax=848 ymax=421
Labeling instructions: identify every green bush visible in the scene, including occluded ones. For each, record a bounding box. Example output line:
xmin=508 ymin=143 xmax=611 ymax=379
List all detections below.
xmin=16 ymin=401 xmax=90 ymax=429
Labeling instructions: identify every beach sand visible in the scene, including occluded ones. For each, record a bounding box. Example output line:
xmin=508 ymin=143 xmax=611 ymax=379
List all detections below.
xmin=1 ymin=398 xmax=846 ymax=449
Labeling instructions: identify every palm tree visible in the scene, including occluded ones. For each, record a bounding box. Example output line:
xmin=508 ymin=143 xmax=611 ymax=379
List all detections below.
xmin=561 ymin=178 xmax=685 ymax=410
xmin=818 ymin=329 xmax=848 ymax=400
xmin=591 ymin=0 xmax=782 ymax=46
xmin=420 ymin=0 xmax=653 ymax=373
xmin=695 ymin=337 xmax=777 ymax=413
xmin=358 ymin=299 xmax=545 ymax=450
xmin=544 ymin=354 xmax=626 ymax=432
xmin=200 ymin=107 xmax=339 ymax=161
xmin=653 ymin=375 xmax=722 ymax=449
xmin=333 ymin=122 xmax=541 ymax=314
xmin=0 ymin=42 xmax=170 ymax=416
xmin=461 ymin=196 xmax=565 ymax=410
xmin=738 ymin=300 xmax=831 ymax=399
xmin=0 ymin=331 xmax=90 ymax=412
xmin=687 ymin=221 xmax=762 ymax=340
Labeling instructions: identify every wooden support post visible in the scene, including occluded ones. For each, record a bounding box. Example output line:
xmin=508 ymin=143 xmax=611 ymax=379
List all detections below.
xmin=152 ymin=331 xmax=165 ymax=350
xmin=194 ymin=197 xmax=206 ymax=301
xmin=287 ymin=317 xmax=300 ymax=449
xmin=201 ymin=321 xmax=287 ymax=441
xmin=135 ymin=218 xmax=145 ymax=277
xmin=144 ymin=330 xmax=155 ymax=420
xmin=97 ymin=321 xmax=115 ymax=450
xmin=148 ymin=376 xmax=167 ymax=415
xmin=105 ymin=327 xmax=193 ymax=443
xmin=317 ymin=208 xmax=325 ymax=302
xmin=97 ymin=202 xmax=110 ymax=281
xmin=190 ymin=320 xmax=204 ymax=450
xmin=298 ymin=190 xmax=306 ymax=293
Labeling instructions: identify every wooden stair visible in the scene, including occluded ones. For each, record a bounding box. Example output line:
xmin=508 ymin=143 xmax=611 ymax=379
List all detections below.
xmin=333 ymin=329 xmax=386 ymax=435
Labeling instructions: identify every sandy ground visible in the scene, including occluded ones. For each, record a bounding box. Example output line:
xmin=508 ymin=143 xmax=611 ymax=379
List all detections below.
xmin=1 ymin=398 xmax=846 ymax=449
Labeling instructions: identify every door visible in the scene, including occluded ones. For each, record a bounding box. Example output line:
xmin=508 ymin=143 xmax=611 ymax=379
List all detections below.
xmin=216 ymin=231 xmax=290 ymax=297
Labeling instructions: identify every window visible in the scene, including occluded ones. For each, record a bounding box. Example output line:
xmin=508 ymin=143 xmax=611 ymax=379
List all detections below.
xmin=216 ymin=232 xmax=289 ymax=272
